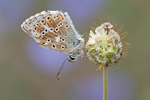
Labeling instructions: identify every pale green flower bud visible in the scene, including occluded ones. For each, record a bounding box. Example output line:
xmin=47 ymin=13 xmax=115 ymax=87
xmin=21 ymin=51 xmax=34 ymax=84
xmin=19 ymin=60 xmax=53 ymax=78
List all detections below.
xmin=85 ymin=22 xmax=123 ymax=67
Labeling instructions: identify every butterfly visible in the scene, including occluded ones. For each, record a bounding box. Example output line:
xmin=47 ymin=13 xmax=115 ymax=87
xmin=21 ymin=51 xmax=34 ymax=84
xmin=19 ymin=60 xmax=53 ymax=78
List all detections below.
xmin=21 ymin=10 xmax=84 ymax=79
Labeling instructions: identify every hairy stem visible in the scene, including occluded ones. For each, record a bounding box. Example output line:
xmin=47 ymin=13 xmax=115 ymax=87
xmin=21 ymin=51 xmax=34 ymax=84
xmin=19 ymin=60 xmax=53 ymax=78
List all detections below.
xmin=103 ymin=66 xmax=107 ymax=100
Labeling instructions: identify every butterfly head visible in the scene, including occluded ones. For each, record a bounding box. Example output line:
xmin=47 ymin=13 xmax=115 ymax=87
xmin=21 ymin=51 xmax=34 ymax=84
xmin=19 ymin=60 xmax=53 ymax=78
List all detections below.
xmin=68 ymin=37 xmax=84 ymax=62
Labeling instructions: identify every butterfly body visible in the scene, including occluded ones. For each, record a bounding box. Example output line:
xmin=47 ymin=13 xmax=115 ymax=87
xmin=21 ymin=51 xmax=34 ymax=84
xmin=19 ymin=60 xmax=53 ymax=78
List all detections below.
xmin=21 ymin=10 xmax=84 ymax=62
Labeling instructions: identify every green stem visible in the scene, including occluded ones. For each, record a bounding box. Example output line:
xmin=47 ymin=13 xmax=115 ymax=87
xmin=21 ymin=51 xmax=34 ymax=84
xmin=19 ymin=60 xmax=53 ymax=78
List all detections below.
xmin=103 ymin=66 xmax=107 ymax=100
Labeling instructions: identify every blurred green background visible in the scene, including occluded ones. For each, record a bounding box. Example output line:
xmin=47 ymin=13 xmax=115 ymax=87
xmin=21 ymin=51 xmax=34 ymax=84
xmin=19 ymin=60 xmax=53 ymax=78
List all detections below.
xmin=0 ymin=0 xmax=150 ymax=100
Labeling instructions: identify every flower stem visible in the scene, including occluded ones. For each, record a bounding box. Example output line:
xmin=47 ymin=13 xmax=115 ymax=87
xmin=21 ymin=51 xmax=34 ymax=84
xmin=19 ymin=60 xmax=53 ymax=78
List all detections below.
xmin=103 ymin=66 xmax=107 ymax=100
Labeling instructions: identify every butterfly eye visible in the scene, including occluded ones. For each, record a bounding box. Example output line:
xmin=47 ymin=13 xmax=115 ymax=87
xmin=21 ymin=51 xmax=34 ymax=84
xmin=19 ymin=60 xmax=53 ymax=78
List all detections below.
xmin=55 ymin=27 xmax=59 ymax=32
xmin=71 ymin=57 xmax=75 ymax=60
xmin=64 ymin=34 xmax=67 ymax=37
xmin=69 ymin=55 xmax=76 ymax=61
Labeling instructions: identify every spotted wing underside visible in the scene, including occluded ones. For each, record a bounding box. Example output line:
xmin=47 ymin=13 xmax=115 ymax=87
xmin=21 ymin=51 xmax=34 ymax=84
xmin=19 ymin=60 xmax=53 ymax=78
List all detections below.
xmin=21 ymin=10 xmax=77 ymax=54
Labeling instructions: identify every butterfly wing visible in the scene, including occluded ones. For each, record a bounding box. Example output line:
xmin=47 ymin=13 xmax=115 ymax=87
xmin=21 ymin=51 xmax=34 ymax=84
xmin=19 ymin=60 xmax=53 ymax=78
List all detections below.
xmin=21 ymin=10 xmax=80 ymax=54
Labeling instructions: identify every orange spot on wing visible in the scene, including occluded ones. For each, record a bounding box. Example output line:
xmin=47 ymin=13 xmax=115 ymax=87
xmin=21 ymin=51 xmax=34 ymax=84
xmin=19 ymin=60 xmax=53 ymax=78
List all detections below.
xmin=37 ymin=34 xmax=41 ymax=38
xmin=36 ymin=27 xmax=38 ymax=31
xmin=40 ymin=41 xmax=45 ymax=44
xmin=61 ymin=16 xmax=64 ymax=20
xmin=57 ymin=15 xmax=60 ymax=19
xmin=48 ymin=17 xmax=52 ymax=22
xmin=43 ymin=20 xmax=46 ymax=25
xmin=37 ymin=24 xmax=41 ymax=27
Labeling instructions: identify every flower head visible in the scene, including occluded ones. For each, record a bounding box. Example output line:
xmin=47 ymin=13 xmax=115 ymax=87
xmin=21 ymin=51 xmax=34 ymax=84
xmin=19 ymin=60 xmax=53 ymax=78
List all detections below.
xmin=85 ymin=22 xmax=123 ymax=67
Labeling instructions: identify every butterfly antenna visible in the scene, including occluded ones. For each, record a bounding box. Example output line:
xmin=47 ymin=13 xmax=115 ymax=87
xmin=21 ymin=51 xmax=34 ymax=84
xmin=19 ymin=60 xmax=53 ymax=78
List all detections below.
xmin=56 ymin=58 xmax=68 ymax=80
xmin=82 ymin=28 xmax=91 ymax=37
xmin=82 ymin=32 xmax=88 ymax=37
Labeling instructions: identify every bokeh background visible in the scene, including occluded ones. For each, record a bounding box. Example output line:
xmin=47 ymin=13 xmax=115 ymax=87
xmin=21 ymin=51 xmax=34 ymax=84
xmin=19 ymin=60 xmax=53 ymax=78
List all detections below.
xmin=0 ymin=0 xmax=150 ymax=100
